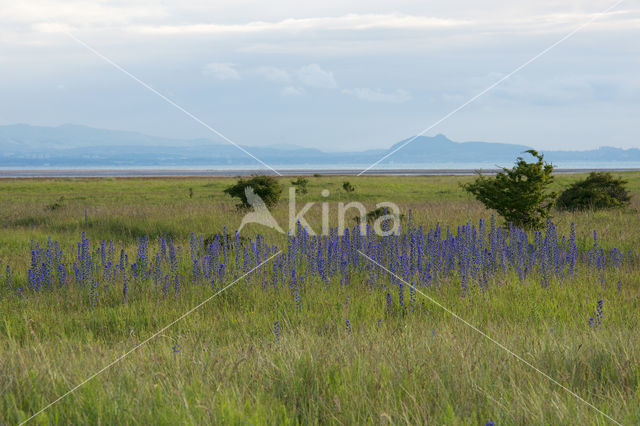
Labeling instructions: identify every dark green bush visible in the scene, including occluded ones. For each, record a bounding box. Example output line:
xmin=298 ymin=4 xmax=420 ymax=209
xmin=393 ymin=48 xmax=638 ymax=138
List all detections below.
xmin=291 ymin=177 xmax=309 ymax=194
xmin=45 ymin=196 xmax=65 ymax=212
xmin=355 ymin=207 xmax=404 ymax=224
xmin=223 ymin=175 xmax=282 ymax=209
xmin=342 ymin=181 xmax=355 ymax=193
xmin=556 ymin=172 xmax=631 ymax=211
xmin=462 ymin=150 xmax=556 ymax=229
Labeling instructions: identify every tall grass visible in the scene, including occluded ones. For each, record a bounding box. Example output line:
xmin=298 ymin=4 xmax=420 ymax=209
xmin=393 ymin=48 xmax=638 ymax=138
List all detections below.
xmin=0 ymin=174 xmax=639 ymax=424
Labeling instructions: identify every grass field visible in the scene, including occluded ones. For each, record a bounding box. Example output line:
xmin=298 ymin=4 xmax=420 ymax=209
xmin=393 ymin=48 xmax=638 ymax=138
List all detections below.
xmin=1 ymin=173 xmax=639 ymax=424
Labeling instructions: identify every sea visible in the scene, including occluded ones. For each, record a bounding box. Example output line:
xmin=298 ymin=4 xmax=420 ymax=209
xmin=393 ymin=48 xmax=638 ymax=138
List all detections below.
xmin=1 ymin=162 xmax=640 ymax=178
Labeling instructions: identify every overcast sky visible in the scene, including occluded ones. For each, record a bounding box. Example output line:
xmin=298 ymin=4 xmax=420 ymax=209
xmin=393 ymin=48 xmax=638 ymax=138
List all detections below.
xmin=1 ymin=0 xmax=639 ymax=151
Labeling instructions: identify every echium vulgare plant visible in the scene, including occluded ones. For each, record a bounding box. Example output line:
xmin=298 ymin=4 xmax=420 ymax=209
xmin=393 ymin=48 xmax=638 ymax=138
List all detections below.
xmin=9 ymin=216 xmax=629 ymax=315
xmin=273 ymin=321 xmax=281 ymax=343
xmin=589 ymin=299 xmax=604 ymax=329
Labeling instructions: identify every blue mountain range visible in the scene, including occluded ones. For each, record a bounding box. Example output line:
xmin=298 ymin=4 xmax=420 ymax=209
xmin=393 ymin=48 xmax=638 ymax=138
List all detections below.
xmin=1 ymin=124 xmax=639 ymax=167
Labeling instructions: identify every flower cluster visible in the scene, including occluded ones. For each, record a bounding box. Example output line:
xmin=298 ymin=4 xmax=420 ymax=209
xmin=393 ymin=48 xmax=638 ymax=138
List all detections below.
xmin=273 ymin=321 xmax=281 ymax=343
xmin=4 ymin=217 xmax=627 ymax=317
xmin=589 ymin=299 xmax=604 ymax=328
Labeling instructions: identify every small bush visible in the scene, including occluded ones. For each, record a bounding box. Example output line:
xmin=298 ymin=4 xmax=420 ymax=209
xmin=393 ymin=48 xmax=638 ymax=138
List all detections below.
xmin=291 ymin=178 xmax=309 ymax=194
xmin=462 ymin=150 xmax=556 ymax=229
xmin=354 ymin=207 xmax=385 ymax=224
xmin=342 ymin=181 xmax=355 ymax=193
xmin=354 ymin=207 xmax=404 ymax=224
xmin=223 ymin=175 xmax=282 ymax=209
xmin=45 ymin=196 xmax=65 ymax=212
xmin=45 ymin=202 xmax=63 ymax=211
xmin=556 ymin=172 xmax=631 ymax=211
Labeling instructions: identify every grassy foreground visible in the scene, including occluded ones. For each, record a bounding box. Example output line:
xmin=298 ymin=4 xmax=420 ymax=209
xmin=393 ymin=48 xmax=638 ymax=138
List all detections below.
xmin=1 ymin=173 xmax=639 ymax=425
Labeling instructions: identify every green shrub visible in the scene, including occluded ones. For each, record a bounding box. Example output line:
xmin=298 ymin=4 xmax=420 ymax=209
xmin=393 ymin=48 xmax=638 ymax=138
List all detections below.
xmin=354 ymin=207 xmax=404 ymax=224
xmin=223 ymin=175 xmax=282 ymax=209
xmin=291 ymin=178 xmax=309 ymax=194
xmin=461 ymin=150 xmax=556 ymax=229
xmin=556 ymin=172 xmax=631 ymax=211
xmin=45 ymin=196 xmax=65 ymax=212
xmin=342 ymin=181 xmax=355 ymax=193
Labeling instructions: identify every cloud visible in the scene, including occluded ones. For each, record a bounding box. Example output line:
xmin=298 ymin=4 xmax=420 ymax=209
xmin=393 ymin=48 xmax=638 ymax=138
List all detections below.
xmin=297 ymin=64 xmax=338 ymax=89
xmin=254 ymin=66 xmax=291 ymax=84
xmin=134 ymin=14 xmax=470 ymax=36
xmin=342 ymin=88 xmax=411 ymax=103
xmin=7 ymin=6 xmax=640 ymax=56
xmin=202 ymin=63 xmax=241 ymax=80
xmin=281 ymin=86 xmax=305 ymax=96
xmin=129 ymin=11 xmax=640 ymax=38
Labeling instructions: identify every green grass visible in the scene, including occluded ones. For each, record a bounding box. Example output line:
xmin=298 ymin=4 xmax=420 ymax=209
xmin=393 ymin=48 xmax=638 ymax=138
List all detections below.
xmin=1 ymin=173 xmax=639 ymax=424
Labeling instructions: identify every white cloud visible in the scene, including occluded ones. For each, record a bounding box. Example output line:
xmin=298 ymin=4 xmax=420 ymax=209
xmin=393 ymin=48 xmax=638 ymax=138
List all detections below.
xmin=254 ymin=66 xmax=291 ymax=84
xmin=133 ymin=14 xmax=469 ymax=35
xmin=8 ymin=1 xmax=639 ymax=38
xmin=5 ymin=5 xmax=639 ymax=55
xmin=281 ymin=86 xmax=305 ymax=96
xmin=343 ymin=88 xmax=411 ymax=103
xmin=297 ymin=64 xmax=338 ymax=89
xmin=128 ymin=11 xmax=640 ymax=38
xmin=202 ymin=63 xmax=241 ymax=80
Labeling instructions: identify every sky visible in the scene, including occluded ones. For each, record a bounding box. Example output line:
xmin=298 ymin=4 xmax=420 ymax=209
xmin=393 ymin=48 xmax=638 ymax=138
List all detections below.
xmin=1 ymin=0 xmax=639 ymax=152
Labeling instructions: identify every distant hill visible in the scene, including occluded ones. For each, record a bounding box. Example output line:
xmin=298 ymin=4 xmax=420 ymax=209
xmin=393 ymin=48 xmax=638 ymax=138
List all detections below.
xmin=1 ymin=124 xmax=639 ymax=167
xmin=384 ymin=134 xmax=532 ymax=163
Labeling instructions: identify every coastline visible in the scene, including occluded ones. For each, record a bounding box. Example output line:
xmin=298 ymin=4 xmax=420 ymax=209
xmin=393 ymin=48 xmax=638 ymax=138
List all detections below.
xmin=2 ymin=167 xmax=640 ymax=178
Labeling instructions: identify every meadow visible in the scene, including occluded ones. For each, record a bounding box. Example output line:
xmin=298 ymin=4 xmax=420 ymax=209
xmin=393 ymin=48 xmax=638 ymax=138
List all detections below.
xmin=1 ymin=173 xmax=639 ymax=425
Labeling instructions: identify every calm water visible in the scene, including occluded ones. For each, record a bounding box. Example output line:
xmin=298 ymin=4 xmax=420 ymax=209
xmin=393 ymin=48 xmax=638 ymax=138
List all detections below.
xmin=2 ymin=162 xmax=640 ymax=178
